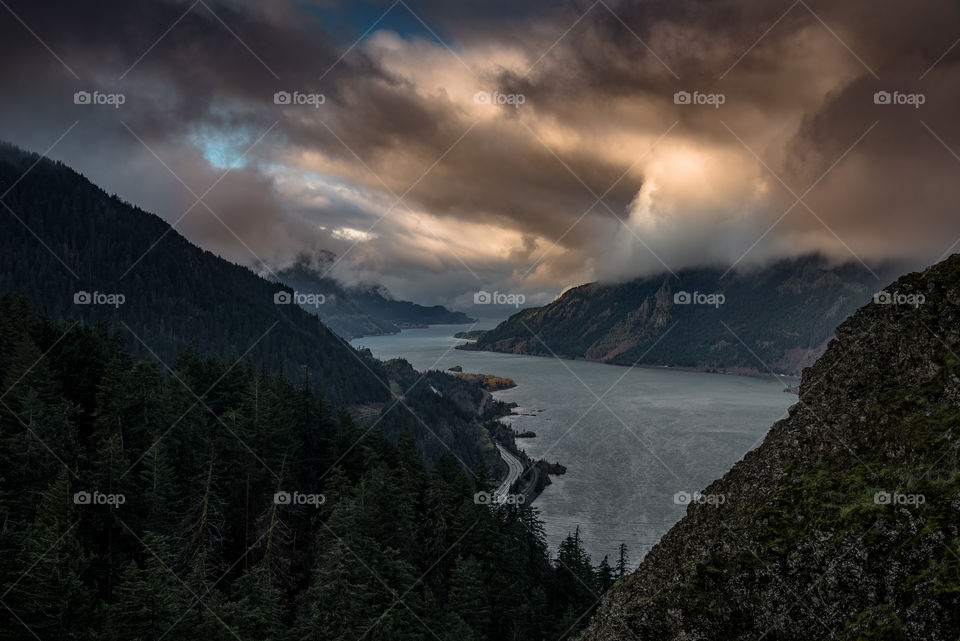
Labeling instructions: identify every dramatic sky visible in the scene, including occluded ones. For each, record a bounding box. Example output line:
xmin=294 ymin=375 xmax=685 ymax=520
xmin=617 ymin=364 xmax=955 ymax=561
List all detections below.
xmin=2 ymin=0 xmax=959 ymax=308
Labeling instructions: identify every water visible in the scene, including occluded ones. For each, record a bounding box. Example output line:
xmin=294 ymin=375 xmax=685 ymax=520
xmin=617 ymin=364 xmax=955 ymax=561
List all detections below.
xmin=353 ymin=323 xmax=793 ymax=567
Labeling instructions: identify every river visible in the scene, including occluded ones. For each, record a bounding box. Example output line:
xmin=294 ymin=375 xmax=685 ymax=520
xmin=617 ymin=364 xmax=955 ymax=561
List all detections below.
xmin=352 ymin=322 xmax=794 ymax=568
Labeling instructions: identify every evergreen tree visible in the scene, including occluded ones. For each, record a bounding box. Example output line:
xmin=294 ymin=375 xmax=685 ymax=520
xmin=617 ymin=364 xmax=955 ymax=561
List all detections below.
xmin=225 ymin=565 xmax=283 ymax=639
xmin=596 ymin=555 xmax=615 ymax=593
xmin=106 ymin=533 xmax=192 ymax=641
xmin=448 ymin=555 xmax=489 ymax=633
xmin=2 ymin=469 xmax=95 ymax=641
xmin=615 ymin=542 xmax=630 ymax=580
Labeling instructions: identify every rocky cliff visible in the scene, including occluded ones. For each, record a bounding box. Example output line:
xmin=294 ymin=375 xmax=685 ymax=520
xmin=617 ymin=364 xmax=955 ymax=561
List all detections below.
xmin=472 ymin=255 xmax=909 ymax=375
xmin=578 ymin=255 xmax=960 ymax=640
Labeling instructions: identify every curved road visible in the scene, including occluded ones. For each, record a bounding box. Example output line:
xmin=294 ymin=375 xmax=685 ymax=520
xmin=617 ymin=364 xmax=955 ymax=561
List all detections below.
xmin=494 ymin=444 xmax=524 ymax=504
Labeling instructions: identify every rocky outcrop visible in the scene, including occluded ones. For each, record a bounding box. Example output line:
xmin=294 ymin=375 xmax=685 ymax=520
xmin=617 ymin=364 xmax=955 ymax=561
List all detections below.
xmin=473 ymin=255 xmax=910 ymax=375
xmin=578 ymin=255 xmax=960 ymax=640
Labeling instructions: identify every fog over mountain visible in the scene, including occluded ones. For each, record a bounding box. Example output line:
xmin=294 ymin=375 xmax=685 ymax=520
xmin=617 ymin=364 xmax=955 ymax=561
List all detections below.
xmin=2 ymin=0 xmax=959 ymax=307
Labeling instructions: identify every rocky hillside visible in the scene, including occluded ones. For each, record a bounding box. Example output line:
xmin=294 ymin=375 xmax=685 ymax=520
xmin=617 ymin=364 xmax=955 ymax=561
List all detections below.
xmin=578 ymin=255 xmax=960 ymax=640
xmin=471 ymin=255 xmax=910 ymax=375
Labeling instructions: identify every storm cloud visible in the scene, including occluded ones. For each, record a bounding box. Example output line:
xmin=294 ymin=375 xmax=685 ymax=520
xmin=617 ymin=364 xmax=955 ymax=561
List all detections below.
xmin=2 ymin=0 xmax=958 ymax=307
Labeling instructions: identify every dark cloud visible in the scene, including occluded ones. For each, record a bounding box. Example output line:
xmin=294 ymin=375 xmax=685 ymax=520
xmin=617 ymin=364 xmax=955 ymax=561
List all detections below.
xmin=1 ymin=0 xmax=959 ymax=305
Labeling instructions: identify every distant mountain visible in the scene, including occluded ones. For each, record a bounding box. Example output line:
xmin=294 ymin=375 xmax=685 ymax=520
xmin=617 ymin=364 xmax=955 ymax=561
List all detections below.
xmin=348 ymin=283 xmax=474 ymax=328
xmin=578 ymin=255 xmax=960 ymax=639
xmin=275 ymin=258 xmax=473 ymax=339
xmin=272 ymin=259 xmax=398 ymax=338
xmin=470 ymin=255 xmax=913 ymax=375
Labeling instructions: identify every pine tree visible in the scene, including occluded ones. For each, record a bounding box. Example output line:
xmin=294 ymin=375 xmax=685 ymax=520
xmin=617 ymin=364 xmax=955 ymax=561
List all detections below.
xmin=0 ymin=337 xmax=78 ymax=522
xmin=106 ymin=533 xmax=191 ymax=641
xmin=221 ymin=565 xmax=283 ymax=640
xmin=615 ymin=542 xmax=630 ymax=580
xmin=554 ymin=526 xmax=598 ymax=637
xmin=447 ymin=555 xmax=488 ymax=633
xmin=137 ymin=442 xmax=180 ymax=535
xmin=2 ymin=469 xmax=95 ymax=640
xmin=596 ymin=555 xmax=615 ymax=593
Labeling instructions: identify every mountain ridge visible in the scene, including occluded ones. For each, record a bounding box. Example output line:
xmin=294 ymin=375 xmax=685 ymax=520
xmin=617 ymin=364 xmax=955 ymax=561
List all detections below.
xmin=469 ymin=254 xmax=914 ymax=376
xmin=0 ymin=141 xmax=389 ymax=407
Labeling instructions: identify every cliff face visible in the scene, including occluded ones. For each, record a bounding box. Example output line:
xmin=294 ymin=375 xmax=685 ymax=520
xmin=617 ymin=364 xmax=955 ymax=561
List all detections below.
xmin=474 ymin=255 xmax=909 ymax=375
xmin=578 ymin=255 xmax=960 ymax=640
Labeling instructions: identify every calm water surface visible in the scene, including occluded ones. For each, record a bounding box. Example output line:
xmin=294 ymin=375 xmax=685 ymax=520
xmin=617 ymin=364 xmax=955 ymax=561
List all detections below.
xmin=353 ymin=323 xmax=793 ymax=567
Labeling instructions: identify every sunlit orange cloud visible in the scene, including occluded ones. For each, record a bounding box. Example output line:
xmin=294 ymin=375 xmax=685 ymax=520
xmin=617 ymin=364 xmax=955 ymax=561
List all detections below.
xmin=263 ymin=4 xmax=928 ymax=293
xmin=9 ymin=0 xmax=951 ymax=304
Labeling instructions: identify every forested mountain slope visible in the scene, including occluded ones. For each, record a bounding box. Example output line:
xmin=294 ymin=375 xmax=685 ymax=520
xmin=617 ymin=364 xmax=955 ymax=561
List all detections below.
xmin=0 ymin=142 xmax=503 ymax=471
xmin=0 ymin=142 xmax=383 ymax=406
xmin=0 ymin=297 xmax=614 ymax=640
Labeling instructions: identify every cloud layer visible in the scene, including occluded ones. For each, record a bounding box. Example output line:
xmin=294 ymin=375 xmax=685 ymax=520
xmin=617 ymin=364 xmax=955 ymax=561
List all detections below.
xmin=2 ymin=0 xmax=959 ymax=307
